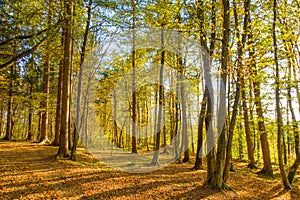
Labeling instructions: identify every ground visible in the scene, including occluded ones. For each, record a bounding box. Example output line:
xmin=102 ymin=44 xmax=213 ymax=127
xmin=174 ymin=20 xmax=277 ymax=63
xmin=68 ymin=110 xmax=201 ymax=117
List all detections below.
xmin=0 ymin=141 xmax=299 ymax=200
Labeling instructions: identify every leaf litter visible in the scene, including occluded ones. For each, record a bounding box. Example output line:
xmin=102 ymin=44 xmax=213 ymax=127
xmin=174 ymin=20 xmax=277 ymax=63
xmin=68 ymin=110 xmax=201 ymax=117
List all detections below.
xmin=0 ymin=141 xmax=299 ymax=199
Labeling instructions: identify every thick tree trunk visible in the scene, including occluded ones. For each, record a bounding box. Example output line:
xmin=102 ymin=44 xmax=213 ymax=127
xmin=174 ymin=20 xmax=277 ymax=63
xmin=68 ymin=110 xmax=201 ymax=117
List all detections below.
xmin=71 ymin=0 xmax=92 ymax=161
xmin=40 ymin=0 xmax=53 ymax=144
xmin=57 ymin=0 xmax=73 ymax=158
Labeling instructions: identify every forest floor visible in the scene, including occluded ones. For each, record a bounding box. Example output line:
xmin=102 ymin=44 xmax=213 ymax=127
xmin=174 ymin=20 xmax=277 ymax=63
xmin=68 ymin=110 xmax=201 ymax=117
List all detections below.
xmin=0 ymin=141 xmax=299 ymax=200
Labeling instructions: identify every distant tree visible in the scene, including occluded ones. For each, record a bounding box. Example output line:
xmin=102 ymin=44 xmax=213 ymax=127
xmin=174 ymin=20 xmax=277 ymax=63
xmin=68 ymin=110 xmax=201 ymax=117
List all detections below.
xmin=248 ymin=17 xmax=273 ymax=176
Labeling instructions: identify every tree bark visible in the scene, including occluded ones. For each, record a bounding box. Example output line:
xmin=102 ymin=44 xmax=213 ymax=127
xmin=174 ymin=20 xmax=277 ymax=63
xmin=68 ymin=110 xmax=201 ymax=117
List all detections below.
xmin=27 ymin=81 xmax=33 ymax=141
xmin=194 ymin=89 xmax=207 ymax=170
xmin=71 ymin=0 xmax=92 ymax=161
xmin=248 ymin=18 xmax=273 ymax=175
xmin=52 ymin=34 xmax=64 ymax=146
xmin=4 ymin=64 xmax=14 ymax=141
xmin=224 ymin=0 xmax=251 ymax=181
xmin=288 ymin=154 xmax=300 ymax=184
xmin=180 ymin=61 xmax=189 ymax=163
xmin=273 ymin=0 xmax=291 ymax=190
xmin=211 ymin=0 xmax=229 ymax=189
xmin=151 ymin=29 xmax=165 ymax=165
xmin=57 ymin=0 xmax=73 ymax=158
xmin=40 ymin=0 xmax=52 ymax=144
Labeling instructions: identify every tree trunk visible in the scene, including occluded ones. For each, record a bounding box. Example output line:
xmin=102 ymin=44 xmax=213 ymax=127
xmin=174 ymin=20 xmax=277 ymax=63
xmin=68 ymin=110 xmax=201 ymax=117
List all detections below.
xmin=52 ymin=36 xmax=64 ymax=146
xmin=4 ymin=60 xmax=14 ymax=141
xmin=180 ymin=62 xmax=189 ymax=163
xmin=273 ymin=0 xmax=291 ymax=190
xmin=71 ymin=0 xmax=92 ymax=161
xmin=0 ymin=100 xmax=4 ymax=137
xmin=210 ymin=0 xmax=230 ymax=189
xmin=27 ymin=82 xmax=33 ymax=141
xmin=131 ymin=0 xmax=137 ymax=154
xmin=57 ymin=0 xmax=73 ymax=158
xmin=224 ymin=0 xmax=252 ymax=181
xmin=248 ymin=18 xmax=273 ymax=175
xmin=242 ymin=82 xmax=256 ymax=168
xmin=284 ymin=42 xmax=299 ymax=158
xmin=194 ymin=88 xmax=207 ymax=170
xmin=195 ymin=0 xmax=216 ymax=173
xmin=40 ymin=0 xmax=53 ymax=144
xmin=151 ymin=29 xmax=165 ymax=166
xmin=288 ymin=154 xmax=300 ymax=184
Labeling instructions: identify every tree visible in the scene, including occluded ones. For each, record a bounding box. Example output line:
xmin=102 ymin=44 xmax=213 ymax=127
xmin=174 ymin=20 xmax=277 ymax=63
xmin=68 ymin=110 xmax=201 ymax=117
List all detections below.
xmin=224 ymin=0 xmax=252 ymax=181
xmin=193 ymin=0 xmax=216 ymax=171
xmin=57 ymin=0 xmax=73 ymax=158
xmin=131 ymin=0 xmax=138 ymax=154
xmin=4 ymin=59 xmax=15 ymax=141
xmin=273 ymin=0 xmax=291 ymax=190
xmin=71 ymin=0 xmax=92 ymax=161
xmin=248 ymin=17 xmax=273 ymax=176
xmin=40 ymin=0 xmax=53 ymax=144
xmin=209 ymin=0 xmax=230 ymax=189
xmin=151 ymin=29 xmax=165 ymax=165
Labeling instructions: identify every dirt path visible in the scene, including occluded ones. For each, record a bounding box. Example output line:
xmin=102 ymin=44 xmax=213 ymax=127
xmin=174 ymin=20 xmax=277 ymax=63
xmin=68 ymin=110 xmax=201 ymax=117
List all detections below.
xmin=0 ymin=141 xmax=299 ymax=199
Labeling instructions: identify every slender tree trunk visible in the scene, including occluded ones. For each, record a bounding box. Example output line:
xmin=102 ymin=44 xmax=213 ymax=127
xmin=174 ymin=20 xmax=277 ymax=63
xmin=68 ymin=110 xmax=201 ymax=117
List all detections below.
xmin=238 ymin=105 xmax=244 ymax=160
xmin=174 ymin=88 xmax=180 ymax=159
xmin=0 ymin=100 xmax=4 ymax=137
xmin=194 ymin=89 xmax=207 ymax=170
xmin=237 ymin=1 xmax=256 ymax=169
xmin=180 ymin=61 xmax=189 ymax=163
xmin=145 ymin=99 xmax=149 ymax=151
xmin=131 ymin=0 xmax=137 ymax=154
xmin=27 ymin=82 xmax=33 ymax=141
xmin=273 ymin=0 xmax=291 ymax=190
xmin=52 ymin=36 xmax=64 ymax=146
xmin=248 ymin=18 xmax=273 ymax=175
xmin=288 ymin=154 xmax=300 ymax=184
xmin=210 ymin=0 xmax=229 ymax=189
xmin=284 ymin=44 xmax=300 ymax=158
xmin=151 ymin=30 xmax=165 ymax=165
xmin=224 ymin=0 xmax=251 ymax=181
xmin=242 ymin=82 xmax=256 ymax=168
xmin=113 ymin=90 xmax=118 ymax=146
xmin=4 ymin=60 xmax=14 ymax=141
xmin=169 ymin=90 xmax=175 ymax=145
xmin=188 ymin=101 xmax=195 ymax=154
xmin=162 ymin=87 xmax=168 ymax=154
xmin=195 ymin=0 xmax=217 ymax=173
